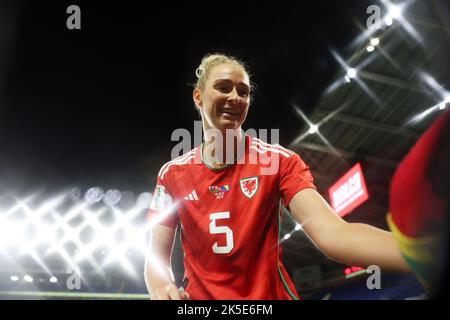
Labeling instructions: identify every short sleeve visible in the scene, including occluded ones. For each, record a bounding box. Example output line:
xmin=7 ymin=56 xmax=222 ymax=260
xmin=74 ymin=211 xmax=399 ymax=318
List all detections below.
xmin=279 ymin=153 xmax=316 ymax=207
xmin=146 ymin=174 xmax=179 ymax=229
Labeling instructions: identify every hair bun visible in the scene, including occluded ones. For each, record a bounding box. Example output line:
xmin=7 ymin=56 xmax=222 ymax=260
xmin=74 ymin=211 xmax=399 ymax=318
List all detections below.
xmin=195 ymin=67 xmax=203 ymax=79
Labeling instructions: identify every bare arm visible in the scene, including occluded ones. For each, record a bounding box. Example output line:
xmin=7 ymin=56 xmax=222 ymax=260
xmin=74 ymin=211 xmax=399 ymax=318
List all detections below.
xmin=288 ymin=188 xmax=411 ymax=273
xmin=144 ymin=225 xmax=190 ymax=300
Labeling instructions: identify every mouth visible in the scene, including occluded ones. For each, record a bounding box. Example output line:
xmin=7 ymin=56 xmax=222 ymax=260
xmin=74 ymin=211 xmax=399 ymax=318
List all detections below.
xmin=220 ymin=109 xmax=239 ymax=118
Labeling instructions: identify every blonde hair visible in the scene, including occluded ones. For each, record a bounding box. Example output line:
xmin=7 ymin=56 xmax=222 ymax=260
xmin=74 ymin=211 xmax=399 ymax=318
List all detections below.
xmin=194 ymin=53 xmax=252 ymax=91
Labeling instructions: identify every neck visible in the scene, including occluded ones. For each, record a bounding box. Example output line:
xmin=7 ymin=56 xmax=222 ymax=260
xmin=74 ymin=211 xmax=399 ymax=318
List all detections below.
xmin=202 ymin=125 xmax=244 ymax=167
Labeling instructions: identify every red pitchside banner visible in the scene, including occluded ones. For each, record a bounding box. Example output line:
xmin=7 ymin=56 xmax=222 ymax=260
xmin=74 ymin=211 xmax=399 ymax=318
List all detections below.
xmin=328 ymin=163 xmax=369 ymax=217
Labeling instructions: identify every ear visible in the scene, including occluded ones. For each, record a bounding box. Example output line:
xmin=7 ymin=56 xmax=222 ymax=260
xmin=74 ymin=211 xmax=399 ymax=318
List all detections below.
xmin=193 ymin=88 xmax=202 ymax=108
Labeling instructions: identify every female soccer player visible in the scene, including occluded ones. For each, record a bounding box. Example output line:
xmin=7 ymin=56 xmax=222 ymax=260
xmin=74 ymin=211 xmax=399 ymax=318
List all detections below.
xmin=144 ymin=53 xmax=410 ymax=300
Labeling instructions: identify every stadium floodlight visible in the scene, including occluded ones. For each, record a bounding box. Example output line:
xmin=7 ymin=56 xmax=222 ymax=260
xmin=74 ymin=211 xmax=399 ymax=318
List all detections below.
xmin=346 ymin=68 xmax=357 ymax=79
xmin=384 ymin=16 xmax=393 ymax=26
xmin=370 ymin=38 xmax=379 ymax=46
xmin=137 ymin=192 xmax=153 ymax=209
xmin=103 ymin=189 xmax=121 ymax=206
xmin=308 ymin=124 xmax=319 ymax=135
xmin=387 ymin=3 xmax=402 ymax=20
xmin=381 ymin=0 xmax=423 ymax=44
xmin=0 ymin=190 xmax=177 ymax=279
xmin=406 ymin=72 xmax=450 ymax=125
xmin=84 ymin=187 xmax=104 ymax=204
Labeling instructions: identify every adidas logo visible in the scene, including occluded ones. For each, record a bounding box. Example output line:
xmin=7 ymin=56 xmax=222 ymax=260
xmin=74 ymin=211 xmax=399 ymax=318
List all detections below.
xmin=184 ymin=190 xmax=199 ymax=201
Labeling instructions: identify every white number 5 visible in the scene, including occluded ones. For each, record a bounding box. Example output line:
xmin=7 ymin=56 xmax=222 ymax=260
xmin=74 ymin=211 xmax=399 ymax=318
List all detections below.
xmin=209 ymin=212 xmax=234 ymax=254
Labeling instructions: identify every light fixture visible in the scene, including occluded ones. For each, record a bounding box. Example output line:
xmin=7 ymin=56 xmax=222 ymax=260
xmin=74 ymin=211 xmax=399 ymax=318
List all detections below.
xmin=445 ymin=95 xmax=450 ymax=104
xmin=388 ymin=4 xmax=403 ymax=19
xmin=346 ymin=68 xmax=357 ymax=79
xmin=23 ymin=275 xmax=33 ymax=283
xmin=366 ymin=45 xmax=375 ymax=53
xmin=370 ymin=38 xmax=379 ymax=46
xmin=308 ymin=124 xmax=319 ymax=134
xmin=103 ymin=189 xmax=121 ymax=206
xmin=137 ymin=192 xmax=153 ymax=209
xmin=384 ymin=15 xmax=393 ymax=26
xmin=84 ymin=187 xmax=104 ymax=204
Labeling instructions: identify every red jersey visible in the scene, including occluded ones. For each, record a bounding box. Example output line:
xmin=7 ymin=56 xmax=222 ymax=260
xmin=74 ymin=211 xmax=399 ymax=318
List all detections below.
xmin=147 ymin=135 xmax=316 ymax=300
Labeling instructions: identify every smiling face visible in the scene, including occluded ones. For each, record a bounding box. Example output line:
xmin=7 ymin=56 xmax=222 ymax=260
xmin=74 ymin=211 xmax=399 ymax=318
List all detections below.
xmin=193 ymin=63 xmax=251 ymax=133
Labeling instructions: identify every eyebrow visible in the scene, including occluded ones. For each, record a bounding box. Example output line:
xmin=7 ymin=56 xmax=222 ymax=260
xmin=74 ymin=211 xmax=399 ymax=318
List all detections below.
xmin=213 ymin=79 xmax=251 ymax=90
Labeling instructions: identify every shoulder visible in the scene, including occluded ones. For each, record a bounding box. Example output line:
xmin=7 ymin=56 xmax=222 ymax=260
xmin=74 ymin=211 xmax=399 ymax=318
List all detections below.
xmin=248 ymin=135 xmax=297 ymax=160
xmin=157 ymin=147 xmax=199 ymax=181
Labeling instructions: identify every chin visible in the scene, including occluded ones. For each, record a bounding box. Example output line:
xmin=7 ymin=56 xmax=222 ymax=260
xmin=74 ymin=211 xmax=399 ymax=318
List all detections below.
xmin=218 ymin=120 xmax=241 ymax=131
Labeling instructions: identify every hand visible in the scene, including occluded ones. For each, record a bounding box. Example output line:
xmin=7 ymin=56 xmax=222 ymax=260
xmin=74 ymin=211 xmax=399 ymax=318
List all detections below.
xmin=150 ymin=283 xmax=190 ymax=300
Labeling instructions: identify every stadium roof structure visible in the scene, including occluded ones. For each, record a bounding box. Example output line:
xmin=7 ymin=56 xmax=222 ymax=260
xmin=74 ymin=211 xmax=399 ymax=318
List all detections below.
xmin=280 ymin=0 xmax=450 ymax=285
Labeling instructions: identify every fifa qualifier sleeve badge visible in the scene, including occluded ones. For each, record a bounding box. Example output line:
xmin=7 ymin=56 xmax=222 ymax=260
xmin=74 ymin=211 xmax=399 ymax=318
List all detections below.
xmin=150 ymin=185 xmax=173 ymax=211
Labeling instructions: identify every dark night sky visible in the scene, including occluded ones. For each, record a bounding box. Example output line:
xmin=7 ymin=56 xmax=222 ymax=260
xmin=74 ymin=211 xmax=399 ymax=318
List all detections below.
xmin=0 ymin=0 xmax=372 ymax=195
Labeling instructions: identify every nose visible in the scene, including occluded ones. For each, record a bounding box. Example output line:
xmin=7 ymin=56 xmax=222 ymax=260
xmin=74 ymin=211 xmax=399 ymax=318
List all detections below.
xmin=227 ymin=88 xmax=240 ymax=104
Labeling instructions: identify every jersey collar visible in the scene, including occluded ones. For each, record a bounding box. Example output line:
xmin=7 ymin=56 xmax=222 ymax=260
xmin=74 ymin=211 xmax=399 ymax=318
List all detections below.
xmin=200 ymin=133 xmax=248 ymax=171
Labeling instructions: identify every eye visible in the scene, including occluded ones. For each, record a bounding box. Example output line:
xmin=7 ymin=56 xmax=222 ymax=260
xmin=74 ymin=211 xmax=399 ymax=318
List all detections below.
xmin=238 ymin=89 xmax=250 ymax=98
xmin=214 ymin=83 xmax=232 ymax=93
